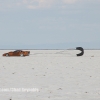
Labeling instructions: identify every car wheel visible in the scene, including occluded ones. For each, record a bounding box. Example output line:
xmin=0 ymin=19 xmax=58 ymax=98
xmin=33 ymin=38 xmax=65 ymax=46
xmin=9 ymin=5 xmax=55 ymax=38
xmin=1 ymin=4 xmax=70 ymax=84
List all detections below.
xmin=6 ymin=54 xmax=9 ymax=57
xmin=20 ymin=54 xmax=23 ymax=57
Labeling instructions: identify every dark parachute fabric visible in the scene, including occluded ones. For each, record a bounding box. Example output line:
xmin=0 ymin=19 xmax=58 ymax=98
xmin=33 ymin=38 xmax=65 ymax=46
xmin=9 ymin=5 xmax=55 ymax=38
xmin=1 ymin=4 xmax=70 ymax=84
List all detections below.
xmin=76 ymin=47 xmax=84 ymax=56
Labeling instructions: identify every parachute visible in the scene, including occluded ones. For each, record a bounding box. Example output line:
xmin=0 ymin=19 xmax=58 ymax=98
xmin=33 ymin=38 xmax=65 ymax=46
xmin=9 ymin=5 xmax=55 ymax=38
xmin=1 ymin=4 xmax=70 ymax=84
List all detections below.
xmin=76 ymin=47 xmax=84 ymax=56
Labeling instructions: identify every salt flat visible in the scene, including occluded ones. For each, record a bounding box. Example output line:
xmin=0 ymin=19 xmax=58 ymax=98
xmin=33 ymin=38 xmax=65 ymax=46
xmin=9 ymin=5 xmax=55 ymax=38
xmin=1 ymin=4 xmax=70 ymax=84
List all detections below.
xmin=0 ymin=50 xmax=100 ymax=100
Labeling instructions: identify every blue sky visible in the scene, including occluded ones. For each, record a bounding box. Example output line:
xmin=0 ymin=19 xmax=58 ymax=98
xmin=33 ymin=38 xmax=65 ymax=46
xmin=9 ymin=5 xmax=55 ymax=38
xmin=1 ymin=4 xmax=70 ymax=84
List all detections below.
xmin=0 ymin=0 xmax=100 ymax=49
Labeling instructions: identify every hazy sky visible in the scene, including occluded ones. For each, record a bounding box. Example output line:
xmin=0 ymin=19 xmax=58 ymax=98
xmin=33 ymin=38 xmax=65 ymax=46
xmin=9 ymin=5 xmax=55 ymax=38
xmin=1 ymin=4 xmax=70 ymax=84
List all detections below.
xmin=0 ymin=0 xmax=100 ymax=49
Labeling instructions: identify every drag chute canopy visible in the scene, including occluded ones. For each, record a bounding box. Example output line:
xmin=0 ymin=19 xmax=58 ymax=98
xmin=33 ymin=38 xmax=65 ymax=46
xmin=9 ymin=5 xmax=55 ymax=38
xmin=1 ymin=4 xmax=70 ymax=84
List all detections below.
xmin=76 ymin=47 xmax=84 ymax=56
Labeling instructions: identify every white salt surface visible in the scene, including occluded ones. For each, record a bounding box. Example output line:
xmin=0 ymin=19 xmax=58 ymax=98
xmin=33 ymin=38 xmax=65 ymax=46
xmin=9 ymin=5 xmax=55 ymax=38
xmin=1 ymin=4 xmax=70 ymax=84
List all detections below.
xmin=0 ymin=50 xmax=100 ymax=100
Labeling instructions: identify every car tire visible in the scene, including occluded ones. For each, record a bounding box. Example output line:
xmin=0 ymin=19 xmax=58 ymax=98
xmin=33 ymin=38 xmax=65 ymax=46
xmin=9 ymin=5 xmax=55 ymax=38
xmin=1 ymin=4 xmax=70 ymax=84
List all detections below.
xmin=6 ymin=54 xmax=9 ymax=57
xmin=20 ymin=54 xmax=24 ymax=57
